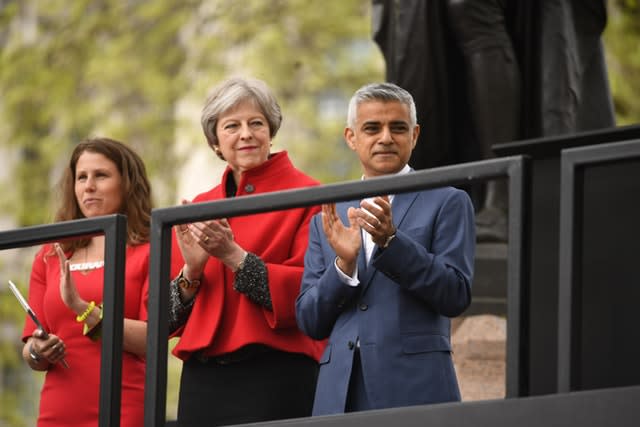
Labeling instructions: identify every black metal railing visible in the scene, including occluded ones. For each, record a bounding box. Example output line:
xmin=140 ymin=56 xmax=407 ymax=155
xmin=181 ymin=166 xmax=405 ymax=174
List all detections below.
xmin=493 ymin=124 xmax=640 ymax=397
xmin=494 ymin=124 xmax=640 ymax=159
xmin=558 ymin=138 xmax=640 ymax=393
xmin=0 ymin=215 xmax=127 ymax=427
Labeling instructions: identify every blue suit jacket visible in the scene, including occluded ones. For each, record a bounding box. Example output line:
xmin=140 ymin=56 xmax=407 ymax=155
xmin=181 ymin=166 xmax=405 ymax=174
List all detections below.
xmin=296 ymin=185 xmax=475 ymax=415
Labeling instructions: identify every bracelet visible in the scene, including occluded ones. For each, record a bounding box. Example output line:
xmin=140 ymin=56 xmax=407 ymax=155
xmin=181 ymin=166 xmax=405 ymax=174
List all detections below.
xmin=76 ymin=301 xmax=96 ymax=322
xmin=83 ymin=303 xmax=103 ymax=341
xmin=176 ymin=268 xmax=201 ymax=290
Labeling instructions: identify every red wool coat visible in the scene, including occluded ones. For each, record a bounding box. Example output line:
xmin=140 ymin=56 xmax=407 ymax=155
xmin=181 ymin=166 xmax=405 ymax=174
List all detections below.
xmin=171 ymin=151 xmax=325 ymax=362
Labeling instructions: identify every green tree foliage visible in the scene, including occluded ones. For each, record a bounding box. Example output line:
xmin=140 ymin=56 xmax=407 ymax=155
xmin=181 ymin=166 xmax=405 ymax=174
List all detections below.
xmin=0 ymin=0 xmax=205 ymax=225
xmin=0 ymin=0 xmax=200 ymax=225
xmin=0 ymin=0 xmax=383 ymax=229
xmin=605 ymin=0 xmax=640 ymax=124
xmin=179 ymin=0 xmax=384 ymax=183
xmin=0 ymin=249 xmax=41 ymax=427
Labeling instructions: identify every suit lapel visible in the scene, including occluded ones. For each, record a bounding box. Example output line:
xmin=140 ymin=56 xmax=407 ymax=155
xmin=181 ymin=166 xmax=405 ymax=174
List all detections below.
xmin=359 ymin=191 xmax=420 ymax=295
xmin=388 ymin=191 xmax=419 ymax=231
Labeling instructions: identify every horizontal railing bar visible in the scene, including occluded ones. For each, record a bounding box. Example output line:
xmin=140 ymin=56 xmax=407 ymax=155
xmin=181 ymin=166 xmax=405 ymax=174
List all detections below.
xmin=152 ymin=156 xmax=519 ymax=226
xmin=0 ymin=216 xmax=114 ymax=250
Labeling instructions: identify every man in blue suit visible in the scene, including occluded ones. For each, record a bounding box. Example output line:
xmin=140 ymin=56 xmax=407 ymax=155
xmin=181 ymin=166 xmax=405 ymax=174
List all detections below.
xmin=296 ymin=82 xmax=475 ymax=415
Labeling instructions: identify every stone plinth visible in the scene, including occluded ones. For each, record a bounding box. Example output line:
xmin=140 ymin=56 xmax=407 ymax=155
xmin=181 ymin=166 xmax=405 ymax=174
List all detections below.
xmin=451 ymin=314 xmax=506 ymax=401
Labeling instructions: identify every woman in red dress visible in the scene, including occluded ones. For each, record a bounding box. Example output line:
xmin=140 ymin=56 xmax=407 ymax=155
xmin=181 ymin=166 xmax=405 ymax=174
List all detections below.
xmin=19 ymin=137 xmax=152 ymax=427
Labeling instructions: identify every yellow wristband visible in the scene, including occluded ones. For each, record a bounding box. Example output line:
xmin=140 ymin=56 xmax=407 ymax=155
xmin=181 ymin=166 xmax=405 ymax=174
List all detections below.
xmin=83 ymin=304 xmax=103 ymax=341
xmin=76 ymin=301 xmax=96 ymax=322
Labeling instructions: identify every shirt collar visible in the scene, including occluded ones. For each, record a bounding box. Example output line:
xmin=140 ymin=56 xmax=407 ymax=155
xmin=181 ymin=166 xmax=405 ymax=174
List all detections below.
xmin=361 ymin=164 xmax=411 ymax=180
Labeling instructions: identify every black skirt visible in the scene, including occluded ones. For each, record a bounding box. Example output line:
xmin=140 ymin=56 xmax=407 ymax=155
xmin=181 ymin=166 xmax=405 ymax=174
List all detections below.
xmin=176 ymin=346 xmax=318 ymax=427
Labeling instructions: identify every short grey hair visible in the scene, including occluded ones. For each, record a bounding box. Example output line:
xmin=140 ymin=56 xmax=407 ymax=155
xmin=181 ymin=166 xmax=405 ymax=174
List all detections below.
xmin=201 ymin=77 xmax=282 ymax=152
xmin=346 ymin=82 xmax=417 ymax=130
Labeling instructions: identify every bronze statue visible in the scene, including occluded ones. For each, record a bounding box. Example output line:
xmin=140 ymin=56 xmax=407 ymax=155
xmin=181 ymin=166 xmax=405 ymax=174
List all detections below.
xmin=372 ymin=0 xmax=615 ymax=242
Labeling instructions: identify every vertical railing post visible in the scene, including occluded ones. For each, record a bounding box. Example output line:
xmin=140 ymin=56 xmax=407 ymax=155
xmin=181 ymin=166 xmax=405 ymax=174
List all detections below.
xmin=99 ymin=214 xmax=127 ymax=427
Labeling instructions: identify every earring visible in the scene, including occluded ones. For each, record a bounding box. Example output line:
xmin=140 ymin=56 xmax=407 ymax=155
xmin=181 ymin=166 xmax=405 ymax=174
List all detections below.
xmin=213 ymin=146 xmax=225 ymax=160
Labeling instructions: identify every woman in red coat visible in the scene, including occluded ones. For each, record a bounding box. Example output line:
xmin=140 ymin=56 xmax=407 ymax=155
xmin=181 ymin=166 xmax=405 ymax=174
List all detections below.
xmin=20 ymin=137 xmax=152 ymax=426
xmin=169 ymin=77 xmax=324 ymax=426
